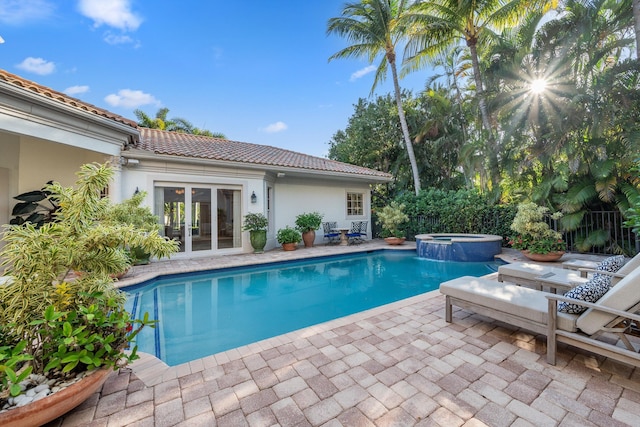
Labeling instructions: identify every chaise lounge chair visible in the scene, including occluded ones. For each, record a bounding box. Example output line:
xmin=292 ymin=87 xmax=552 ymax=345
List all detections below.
xmin=498 ymin=254 xmax=634 ymax=292
xmin=440 ymin=266 xmax=640 ymax=366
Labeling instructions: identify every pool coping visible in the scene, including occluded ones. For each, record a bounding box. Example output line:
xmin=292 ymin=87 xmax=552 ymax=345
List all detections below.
xmin=414 ymin=233 xmax=503 ymax=243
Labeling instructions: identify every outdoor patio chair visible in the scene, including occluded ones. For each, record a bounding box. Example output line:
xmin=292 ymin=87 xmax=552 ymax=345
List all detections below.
xmin=346 ymin=221 xmax=366 ymax=244
xmin=359 ymin=221 xmax=368 ymax=238
xmin=498 ymin=254 xmax=633 ymax=292
xmin=440 ymin=265 xmax=640 ymax=367
xmin=322 ymin=221 xmax=340 ymax=245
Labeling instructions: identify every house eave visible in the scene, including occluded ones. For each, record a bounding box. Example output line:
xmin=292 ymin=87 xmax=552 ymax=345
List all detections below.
xmin=0 ymin=80 xmax=139 ymax=154
xmin=121 ymin=150 xmax=393 ymax=184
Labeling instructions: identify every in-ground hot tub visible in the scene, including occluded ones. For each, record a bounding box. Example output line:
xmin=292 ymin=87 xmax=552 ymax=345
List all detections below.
xmin=415 ymin=233 xmax=503 ymax=262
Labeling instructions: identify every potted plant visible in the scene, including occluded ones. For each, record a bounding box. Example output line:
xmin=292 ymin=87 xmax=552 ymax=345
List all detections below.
xmin=276 ymin=226 xmax=302 ymax=251
xmin=295 ymin=212 xmax=323 ymax=247
xmin=509 ymin=202 xmax=566 ymax=261
xmin=0 ymin=163 xmax=179 ymax=426
xmin=243 ymin=212 xmax=269 ymax=253
xmin=376 ymin=201 xmax=409 ymax=245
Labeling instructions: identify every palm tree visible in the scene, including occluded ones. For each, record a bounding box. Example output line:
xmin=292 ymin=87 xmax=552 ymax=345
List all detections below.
xmin=634 ymin=0 xmax=640 ymax=58
xmin=192 ymin=128 xmax=227 ymax=139
xmin=134 ymin=107 xmax=170 ymax=130
xmin=134 ymin=108 xmax=226 ymax=138
xmin=402 ymin=0 xmax=556 ymax=191
xmin=328 ymin=0 xmax=422 ymax=195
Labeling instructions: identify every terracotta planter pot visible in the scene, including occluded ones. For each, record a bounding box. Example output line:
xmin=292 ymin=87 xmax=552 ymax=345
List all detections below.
xmin=302 ymin=230 xmax=315 ymax=248
xmin=384 ymin=237 xmax=406 ymax=246
xmin=282 ymin=242 xmax=298 ymax=251
xmin=110 ymin=268 xmax=130 ymax=280
xmin=521 ymin=250 xmax=565 ymax=262
xmin=0 ymin=368 xmax=112 ymax=427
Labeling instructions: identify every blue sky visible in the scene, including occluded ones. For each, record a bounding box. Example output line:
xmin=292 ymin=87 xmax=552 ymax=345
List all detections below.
xmin=0 ymin=1 xmax=431 ymax=157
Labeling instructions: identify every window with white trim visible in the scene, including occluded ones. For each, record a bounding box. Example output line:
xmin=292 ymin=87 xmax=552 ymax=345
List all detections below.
xmin=346 ymin=192 xmax=364 ymax=216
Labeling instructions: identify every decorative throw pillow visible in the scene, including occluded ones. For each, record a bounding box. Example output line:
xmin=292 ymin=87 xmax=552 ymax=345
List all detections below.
xmin=595 ymin=255 xmax=626 ymax=273
xmin=592 ymin=255 xmax=626 ymax=284
xmin=558 ymin=275 xmax=610 ymax=314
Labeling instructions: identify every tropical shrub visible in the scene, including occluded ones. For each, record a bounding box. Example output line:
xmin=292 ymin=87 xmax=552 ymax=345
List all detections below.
xmin=0 ymin=162 xmax=178 ymax=403
xmin=509 ymin=202 xmax=566 ymax=254
xmin=105 ymin=190 xmax=161 ymax=265
xmin=376 ymin=202 xmax=409 ymax=238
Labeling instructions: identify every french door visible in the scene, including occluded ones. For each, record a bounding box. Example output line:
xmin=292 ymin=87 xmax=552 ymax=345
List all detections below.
xmin=154 ymin=185 xmax=241 ymax=254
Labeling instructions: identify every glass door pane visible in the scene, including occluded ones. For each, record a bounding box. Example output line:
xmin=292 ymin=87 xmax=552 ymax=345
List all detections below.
xmin=159 ymin=187 xmax=186 ymax=253
xmin=217 ymin=189 xmax=241 ymax=249
xmin=191 ymin=188 xmax=212 ymax=252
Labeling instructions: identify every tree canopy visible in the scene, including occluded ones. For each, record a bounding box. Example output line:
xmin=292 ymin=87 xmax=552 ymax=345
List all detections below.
xmin=328 ymin=0 xmax=640 ymax=222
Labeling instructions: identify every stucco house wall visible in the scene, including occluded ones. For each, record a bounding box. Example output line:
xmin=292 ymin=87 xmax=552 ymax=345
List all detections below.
xmin=273 ymin=178 xmax=371 ymax=244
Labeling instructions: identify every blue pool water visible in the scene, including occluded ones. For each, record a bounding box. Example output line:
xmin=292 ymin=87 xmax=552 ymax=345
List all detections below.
xmin=124 ymin=250 xmax=503 ymax=366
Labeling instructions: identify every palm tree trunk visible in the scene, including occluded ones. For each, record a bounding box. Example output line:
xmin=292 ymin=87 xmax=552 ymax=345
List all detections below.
xmin=634 ymin=0 xmax=640 ymax=59
xmin=468 ymin=43 xmax=500 ymax=190
xmin=390 ymin=60 xmax=422 ymax=195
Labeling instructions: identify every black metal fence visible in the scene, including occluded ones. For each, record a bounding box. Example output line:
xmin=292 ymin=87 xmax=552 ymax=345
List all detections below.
xmin=373 ymin=210 xmax=639 ymax=256
xmin=550 ymin=211 xmax=638 ymax=255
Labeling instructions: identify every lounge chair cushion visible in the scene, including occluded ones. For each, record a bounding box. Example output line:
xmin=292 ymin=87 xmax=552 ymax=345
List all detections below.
xmin=498 ymin=262 xmax=552 ymax=282
xmin=576 ymin=266 xmax=640 ymax=335
xmin=557 ymin=275 xmax=611 ymax=314
xmin=440 ymin=277 xmax=579 ymax=332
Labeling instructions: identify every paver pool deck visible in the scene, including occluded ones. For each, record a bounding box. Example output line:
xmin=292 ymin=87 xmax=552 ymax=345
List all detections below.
xmin=47 ymin=241 xmax=640 ymax=426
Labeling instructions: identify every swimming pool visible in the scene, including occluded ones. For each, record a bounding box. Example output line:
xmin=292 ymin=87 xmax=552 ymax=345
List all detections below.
xmin=124 ymin=250 xmax=503 ymax=366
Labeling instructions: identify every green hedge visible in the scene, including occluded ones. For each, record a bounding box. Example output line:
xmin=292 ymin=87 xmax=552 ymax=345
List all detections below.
xmin=379 ymin=189 xmax=517 ymax=245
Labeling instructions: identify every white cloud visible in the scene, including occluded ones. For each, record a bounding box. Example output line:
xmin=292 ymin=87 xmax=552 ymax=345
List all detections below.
xmin=78 ymin=0 xmax=142 ymax=32
xmin=261 ymin=121 xmax=288 ymax=133
xmin=104 ymin=89 xmax=159 ymax=109
xmin=104 ymin=32 xmax=134 ymax=45
xmin=16 ymin=57 xmax=55 ymax=75
xmin=350 ymin=65 xmax=376 ymax=82
xmin=64 ymin=85 xmax=89 ymax=96
xmin=0 ymin=0 xmax=55 ymax=25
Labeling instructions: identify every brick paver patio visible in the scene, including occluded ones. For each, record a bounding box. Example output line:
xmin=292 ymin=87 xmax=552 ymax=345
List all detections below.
xmin=46 ymin=242 xmax=640 ymax=426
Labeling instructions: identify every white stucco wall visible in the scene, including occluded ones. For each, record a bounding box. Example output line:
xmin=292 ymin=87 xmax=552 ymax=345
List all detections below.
xmin=0 ymin=133 xmax=20 ymax=226
xmin=0 ymin=134 xmax=109 ymax=227
xmin=18 ymin=136 xmax=107 ymax=192
xmin=273 ymin=178 xmax=371 ymax=245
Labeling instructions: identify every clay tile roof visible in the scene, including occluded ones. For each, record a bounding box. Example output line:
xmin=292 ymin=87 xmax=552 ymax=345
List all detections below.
xmin=0 ymin=69 xmax=138 ymax=129
xmin=138 ymin=128 xmax=392 ymax=179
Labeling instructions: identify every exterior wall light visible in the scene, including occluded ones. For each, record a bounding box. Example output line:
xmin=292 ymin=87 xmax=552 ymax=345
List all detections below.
xmin=251 ymin=191 xmax=257 ymax=204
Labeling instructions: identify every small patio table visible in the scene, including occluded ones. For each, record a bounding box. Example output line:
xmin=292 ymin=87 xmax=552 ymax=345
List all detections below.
xmin=332 ymin=227 xmax=351 ymax=246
